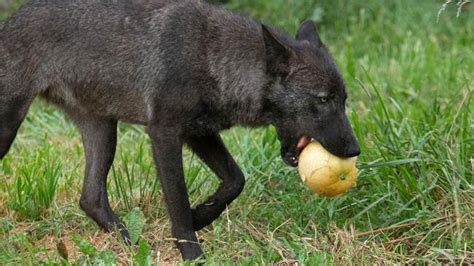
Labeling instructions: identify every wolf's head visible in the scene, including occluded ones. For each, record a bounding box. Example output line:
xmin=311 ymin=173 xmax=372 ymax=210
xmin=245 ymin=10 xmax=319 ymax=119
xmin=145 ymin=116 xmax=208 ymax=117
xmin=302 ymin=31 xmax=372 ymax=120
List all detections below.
xmin=262 ymin=20 xmax=360 ymax=167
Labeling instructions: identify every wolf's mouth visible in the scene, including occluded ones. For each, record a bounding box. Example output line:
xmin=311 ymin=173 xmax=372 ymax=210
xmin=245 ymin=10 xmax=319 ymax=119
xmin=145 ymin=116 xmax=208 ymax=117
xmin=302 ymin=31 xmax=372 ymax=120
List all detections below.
xmin=281 ymin=135 xmax=312 ymax=167
xmin=296 ymin=135 xmax=311 ymax=158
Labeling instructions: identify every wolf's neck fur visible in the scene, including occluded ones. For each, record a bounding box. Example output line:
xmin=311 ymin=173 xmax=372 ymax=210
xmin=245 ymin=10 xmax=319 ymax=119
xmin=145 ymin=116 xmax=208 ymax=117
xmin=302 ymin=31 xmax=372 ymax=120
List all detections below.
xmin=204 ymin=3 xmax=272 ymax=127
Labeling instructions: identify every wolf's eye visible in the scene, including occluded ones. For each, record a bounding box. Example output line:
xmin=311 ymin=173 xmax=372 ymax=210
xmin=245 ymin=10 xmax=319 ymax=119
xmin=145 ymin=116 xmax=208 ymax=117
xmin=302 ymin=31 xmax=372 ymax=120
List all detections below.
xmin=319 ymin=97 xmax=329 ymax=103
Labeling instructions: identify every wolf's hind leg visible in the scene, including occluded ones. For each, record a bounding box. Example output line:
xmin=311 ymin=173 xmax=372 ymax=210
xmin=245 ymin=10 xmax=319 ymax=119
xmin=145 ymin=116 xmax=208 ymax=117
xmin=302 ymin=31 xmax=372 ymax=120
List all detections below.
xmin=70 ymin=114 xmax=130 ymax=242
xmin=186 ymin=133 xmax=245 ymax=231
xmin=0 ymin=95 xmax=33 ymax=159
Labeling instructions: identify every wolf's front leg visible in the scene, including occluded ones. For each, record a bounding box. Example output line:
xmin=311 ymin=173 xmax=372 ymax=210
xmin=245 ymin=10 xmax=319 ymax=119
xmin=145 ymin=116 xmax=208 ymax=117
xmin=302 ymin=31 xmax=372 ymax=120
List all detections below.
xmin=147 ymin=125 xmax=203 ymax=261
xmin=186 ymin=133 xmax=245 ymax=231
xmin=71 ymin=115 xmax=130 ymax=242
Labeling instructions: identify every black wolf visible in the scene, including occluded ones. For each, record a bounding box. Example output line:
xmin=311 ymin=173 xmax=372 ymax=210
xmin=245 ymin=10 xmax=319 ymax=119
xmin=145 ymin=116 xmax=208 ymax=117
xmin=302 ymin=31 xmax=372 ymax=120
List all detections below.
xmin=0 ymin=0 xmax=360 ymax=260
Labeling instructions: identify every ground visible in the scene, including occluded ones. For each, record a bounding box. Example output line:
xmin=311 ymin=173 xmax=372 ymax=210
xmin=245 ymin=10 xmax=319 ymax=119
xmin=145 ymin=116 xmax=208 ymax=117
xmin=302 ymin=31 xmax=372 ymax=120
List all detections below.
xmin=0 ymin=0 xmax=473 ymax=264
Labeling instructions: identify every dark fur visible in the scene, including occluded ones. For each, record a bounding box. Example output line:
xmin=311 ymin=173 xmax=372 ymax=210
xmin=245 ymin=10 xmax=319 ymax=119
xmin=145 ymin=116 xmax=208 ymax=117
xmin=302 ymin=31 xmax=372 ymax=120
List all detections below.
xmin=0 ymin=0 xmax=360 ymax=260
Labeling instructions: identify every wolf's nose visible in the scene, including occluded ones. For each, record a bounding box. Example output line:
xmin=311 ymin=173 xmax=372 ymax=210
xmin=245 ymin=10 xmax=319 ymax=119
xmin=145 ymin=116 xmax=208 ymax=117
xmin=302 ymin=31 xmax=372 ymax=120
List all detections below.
xmin=344 ymin=146 xmax=361 ymax=158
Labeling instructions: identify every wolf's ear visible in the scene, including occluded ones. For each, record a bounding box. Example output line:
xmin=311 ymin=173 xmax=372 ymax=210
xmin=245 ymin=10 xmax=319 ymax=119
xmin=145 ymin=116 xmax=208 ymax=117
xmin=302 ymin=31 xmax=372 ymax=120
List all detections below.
xmin=296 ymin=20 xmax=322 ymax=47
xmin=262 ymin=24 xmax=293 ymax=75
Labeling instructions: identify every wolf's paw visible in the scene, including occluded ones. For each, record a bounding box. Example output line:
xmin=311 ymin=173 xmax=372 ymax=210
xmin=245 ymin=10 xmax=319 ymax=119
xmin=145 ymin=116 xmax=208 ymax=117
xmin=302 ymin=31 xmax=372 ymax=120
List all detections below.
xmin=192 ymin=200 xmax=226 ymax=231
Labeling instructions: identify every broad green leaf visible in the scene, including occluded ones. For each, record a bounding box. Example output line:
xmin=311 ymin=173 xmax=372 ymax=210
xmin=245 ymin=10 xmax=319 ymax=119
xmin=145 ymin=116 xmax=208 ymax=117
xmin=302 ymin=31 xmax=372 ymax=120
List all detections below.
xmin=134 ymin=239 xmax=153 ymax=266
xmin=123 ymin=207 xmax=146 ymax=244
xmin=96 ymin=250 xmax=117 ymax=266
xmin=71 ymin=234 xmax=97 ymax=256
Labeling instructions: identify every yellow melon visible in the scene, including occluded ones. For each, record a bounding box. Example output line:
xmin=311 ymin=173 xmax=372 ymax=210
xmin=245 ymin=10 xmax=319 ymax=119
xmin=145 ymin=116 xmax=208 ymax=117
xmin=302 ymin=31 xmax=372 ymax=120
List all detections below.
xmin=298 ymin=141 xmax=358 ymax=197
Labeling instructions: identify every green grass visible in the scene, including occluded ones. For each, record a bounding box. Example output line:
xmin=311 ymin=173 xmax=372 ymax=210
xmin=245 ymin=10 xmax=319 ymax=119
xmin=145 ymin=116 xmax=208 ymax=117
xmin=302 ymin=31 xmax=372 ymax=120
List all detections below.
xmin=1 ymin=0 xmax=473 ymax=264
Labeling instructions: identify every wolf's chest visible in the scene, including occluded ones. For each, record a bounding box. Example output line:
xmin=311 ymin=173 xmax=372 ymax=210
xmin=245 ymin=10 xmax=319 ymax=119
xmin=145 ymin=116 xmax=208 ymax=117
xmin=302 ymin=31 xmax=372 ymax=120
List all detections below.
xmin=183 ymin=108 xmax=233 ymax=136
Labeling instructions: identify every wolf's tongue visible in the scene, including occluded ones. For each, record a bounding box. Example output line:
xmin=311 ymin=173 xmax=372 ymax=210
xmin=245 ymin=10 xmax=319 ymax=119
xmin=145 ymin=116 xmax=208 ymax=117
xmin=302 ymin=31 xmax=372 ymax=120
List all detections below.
xmin=297 ymin=135 xmax=311 ymax=150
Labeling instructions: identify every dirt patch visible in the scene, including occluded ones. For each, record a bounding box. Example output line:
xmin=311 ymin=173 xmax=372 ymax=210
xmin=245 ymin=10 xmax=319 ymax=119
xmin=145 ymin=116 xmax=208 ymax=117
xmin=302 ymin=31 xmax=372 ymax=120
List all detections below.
xmin=31 ymin=229 xmax=182 ymax=265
